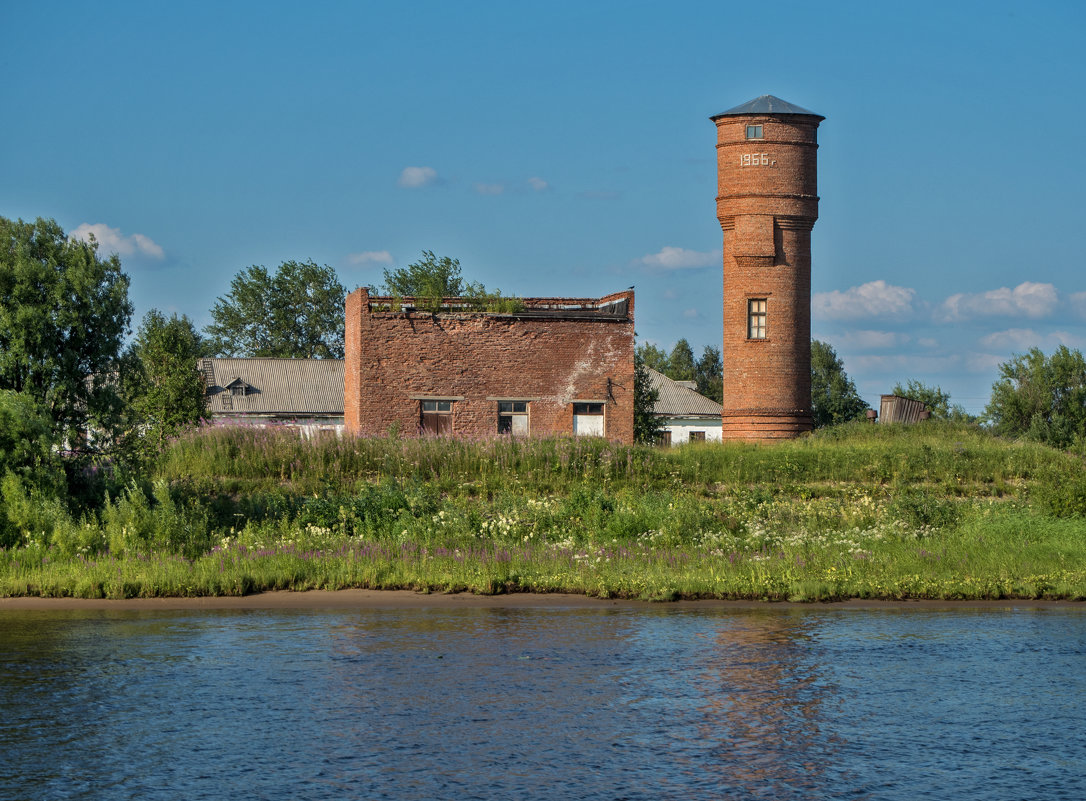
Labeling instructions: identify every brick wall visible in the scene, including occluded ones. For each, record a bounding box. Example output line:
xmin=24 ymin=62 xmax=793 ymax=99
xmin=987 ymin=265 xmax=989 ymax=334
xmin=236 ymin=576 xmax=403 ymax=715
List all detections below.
xmin=714 ymin=111 xmax=822 ymax=439
xmin=344 ymin=289 xmax=635 ymax=442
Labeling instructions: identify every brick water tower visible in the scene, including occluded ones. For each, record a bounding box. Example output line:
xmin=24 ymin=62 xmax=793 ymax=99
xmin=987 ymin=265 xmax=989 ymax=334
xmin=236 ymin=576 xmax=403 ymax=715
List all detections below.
xmin=711 ymin=95 xmax=824 ymax=439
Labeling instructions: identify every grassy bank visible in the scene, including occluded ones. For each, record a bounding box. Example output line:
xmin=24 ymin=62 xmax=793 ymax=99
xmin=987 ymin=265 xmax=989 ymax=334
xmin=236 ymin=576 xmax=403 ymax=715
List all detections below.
xmin=2 ymin=422 xmax=1085 ymax=601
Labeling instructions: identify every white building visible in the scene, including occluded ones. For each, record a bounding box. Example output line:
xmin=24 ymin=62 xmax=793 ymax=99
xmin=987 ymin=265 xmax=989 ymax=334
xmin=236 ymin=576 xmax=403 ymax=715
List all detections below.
xmin=645 ymin=367 xmax=723 ymax=445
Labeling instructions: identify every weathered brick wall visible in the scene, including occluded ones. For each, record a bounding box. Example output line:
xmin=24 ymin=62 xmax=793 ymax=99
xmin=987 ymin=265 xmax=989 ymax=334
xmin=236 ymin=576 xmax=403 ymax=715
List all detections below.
xmin=344 ymin=289 xmax=635 ymax=442
xmin=715 ymin=111 xmax=821 ymax=439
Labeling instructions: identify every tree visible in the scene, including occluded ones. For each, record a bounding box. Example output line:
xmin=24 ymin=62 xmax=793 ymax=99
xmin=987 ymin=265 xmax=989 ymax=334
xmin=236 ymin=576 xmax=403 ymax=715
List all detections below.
xmin=635 ymin=342 xmax=669 ymax=374
xmin=125 ymin=310 xmax=209 ymax=454
xmin=382 ymin=251 xmax=465 ymax=298
xmin=985 ymin=346 xmax=1086 ymax=449
xmin=0 ymin=390 xmax=67 ymax=547
xmin=668 ymin=339 xmax=696 ymax=382
xmin=205 ymin=260 xmax=345 ymax=358
xmin=695 ymin=345 xmax=723 ymax=404
xmin=890 ymin=379 xmax=975 ymax=422
xmin=811 ymin=339 xmax=867 ymax=428
xmin=0 ymin=217 xmax=132 ymax=449
xmin=633 ymin=348 xmax=662 ymax=444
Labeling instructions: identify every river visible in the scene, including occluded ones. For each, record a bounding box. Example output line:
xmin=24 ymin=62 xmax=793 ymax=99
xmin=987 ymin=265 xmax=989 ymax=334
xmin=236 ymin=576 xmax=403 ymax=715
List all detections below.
xmin=1 ymin=602 xmax=1083 ymax=800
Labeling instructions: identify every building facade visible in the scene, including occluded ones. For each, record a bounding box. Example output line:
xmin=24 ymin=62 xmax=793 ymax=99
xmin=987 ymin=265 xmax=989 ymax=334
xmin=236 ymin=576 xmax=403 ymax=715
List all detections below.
xmin=344 ymin=288 xmax=635 ymax=442
xmin=201 ymin=357 xmax=345 ymax=435
xmin=645 ymin=367 xmax=723 ymax=446
xmin=712 ymin=95 xmax=824 ymax=439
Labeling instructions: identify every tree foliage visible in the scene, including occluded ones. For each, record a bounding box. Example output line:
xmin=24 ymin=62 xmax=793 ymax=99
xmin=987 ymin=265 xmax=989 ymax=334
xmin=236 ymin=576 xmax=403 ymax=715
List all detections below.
xmin=0 ymin=217 xmax=132 ymax=448
xmin=382 ymin=251 xmax=465 ymax=298
xmin=633 ymin=348 xmax=662 ymax=444
xmin=667 ymin=339 xmax=696 ymax=382
xmin=985 ymin=346 xmax=1086 ymax=449
xmin=890 ymin=379 xmax=976 ymax=422
xmin=694 ymin=345 xmax=723 ymax=405
xmin=380 ymin=251 xmax=521 ymax=313
xmin=125 ymin=310 xmax=209 ymax=454
xmin=635 ymin=340 xmax=722 ymax=403
xmin=205 ymin=260 xmax=345 ymax=359
xmin=811 ymin=339 xmax=868 ymax=428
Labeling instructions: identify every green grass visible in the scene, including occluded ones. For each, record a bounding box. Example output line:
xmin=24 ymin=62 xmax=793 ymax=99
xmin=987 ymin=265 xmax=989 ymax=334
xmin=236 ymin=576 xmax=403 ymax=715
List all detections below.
xmin=2 ymin=421 xmax=1084 ymax=601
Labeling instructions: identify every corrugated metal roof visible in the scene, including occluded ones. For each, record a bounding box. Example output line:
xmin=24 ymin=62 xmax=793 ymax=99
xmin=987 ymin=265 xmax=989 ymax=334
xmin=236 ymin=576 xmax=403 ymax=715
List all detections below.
xmin=646 ymin=367 xmax=723 ymax=417
xmin=711 ymin=95 xmax=823 ymax=120
xmin=202 ymin=358 xmax=344 ymax=415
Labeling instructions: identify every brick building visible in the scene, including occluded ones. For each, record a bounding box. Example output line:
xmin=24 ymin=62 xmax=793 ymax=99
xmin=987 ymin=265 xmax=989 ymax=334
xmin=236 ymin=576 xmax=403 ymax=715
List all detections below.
xmin=712 ymin=95 xmax=824 ymax=439
xmin=344 ymin=288 xmax=635 ymax=442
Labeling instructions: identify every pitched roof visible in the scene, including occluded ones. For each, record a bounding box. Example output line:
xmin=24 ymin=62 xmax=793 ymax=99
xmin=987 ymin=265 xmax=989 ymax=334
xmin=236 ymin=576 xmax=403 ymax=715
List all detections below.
xmin=645 ymin=367 xmax=723 ymax=417
xmin=201 ymin=358 xmax=344 ymax=415
xmin=710 ymin=95 xmax=823 ymax=120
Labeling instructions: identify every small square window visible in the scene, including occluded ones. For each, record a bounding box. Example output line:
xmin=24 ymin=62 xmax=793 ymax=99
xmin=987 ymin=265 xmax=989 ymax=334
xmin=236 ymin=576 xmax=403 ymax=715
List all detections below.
xmin=689 ymin=431 xmax=706 ymax=443
xmin=748 ymin=298 xmax=767 ymax=339
xmin=746 ymin=124 xmax=763 ymax=140
xmin=498 ymin=401 xmax=529 ymax=435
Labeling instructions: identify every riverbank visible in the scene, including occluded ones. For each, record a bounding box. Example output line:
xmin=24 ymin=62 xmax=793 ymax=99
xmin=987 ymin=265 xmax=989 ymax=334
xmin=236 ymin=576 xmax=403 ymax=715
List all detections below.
xmin=2 ymin=422 xmax=1084 ymax=601
xmin=1 ymin=589 xmax=1081 ymax=610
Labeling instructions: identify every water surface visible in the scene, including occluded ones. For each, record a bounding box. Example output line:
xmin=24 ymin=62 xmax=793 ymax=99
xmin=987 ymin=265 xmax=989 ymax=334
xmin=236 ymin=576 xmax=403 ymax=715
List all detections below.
xmin=1 ymin=605 xmax=1083 ymax=800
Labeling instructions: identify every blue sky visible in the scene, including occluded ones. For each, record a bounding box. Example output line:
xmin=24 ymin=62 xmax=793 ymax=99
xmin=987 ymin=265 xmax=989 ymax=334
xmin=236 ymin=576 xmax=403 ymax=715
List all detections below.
xmin=3 ymin=0 xmax=1084 ymax=414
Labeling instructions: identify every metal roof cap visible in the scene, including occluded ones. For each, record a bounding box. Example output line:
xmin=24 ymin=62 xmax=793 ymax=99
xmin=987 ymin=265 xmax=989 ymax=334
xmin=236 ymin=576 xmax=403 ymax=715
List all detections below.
xmin=710 ymin=95 xmax=824 ymax=121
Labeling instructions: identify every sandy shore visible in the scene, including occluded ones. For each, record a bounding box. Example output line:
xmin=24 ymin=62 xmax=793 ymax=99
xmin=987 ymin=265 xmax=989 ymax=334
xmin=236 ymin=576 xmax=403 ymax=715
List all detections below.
xmin=0 ymin=589 xmax=1080 ymax=611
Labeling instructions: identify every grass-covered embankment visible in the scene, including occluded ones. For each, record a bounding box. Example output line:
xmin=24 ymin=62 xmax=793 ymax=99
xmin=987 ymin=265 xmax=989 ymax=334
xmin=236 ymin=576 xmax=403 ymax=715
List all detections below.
xmin=2 ymin=421 xmax=1085 ymax=601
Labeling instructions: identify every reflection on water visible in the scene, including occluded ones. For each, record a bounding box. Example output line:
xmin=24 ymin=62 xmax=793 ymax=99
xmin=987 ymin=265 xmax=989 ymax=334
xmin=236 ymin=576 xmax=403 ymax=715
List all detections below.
xmin=1 ymin=605 xmax=1083 ymax=800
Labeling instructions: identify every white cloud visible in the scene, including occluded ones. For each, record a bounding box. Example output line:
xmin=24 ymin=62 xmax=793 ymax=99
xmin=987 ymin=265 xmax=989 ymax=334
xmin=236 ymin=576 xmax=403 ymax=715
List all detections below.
xmin=474 ymin=183 xmax=505 ymax=195
xmin=527 ymin=176 xmax=549 ymax=192
xmin=979 ymin=328 xmax=1086 ymax=351
xmin=69 ymin=223 xmax=164 ymax=260
xmin=917 ymin=337 xmax=939 ymax=348
xmin=398 ymin=166 xmax=438 ymax=188
xmin=682 ymin=308 xmax=700 ymax=319
xmin=813 ymin=280 xmax=915 ymax=321
xmin=938 ymin=281 xmax=1058 ymax=322
xmin=348 ymin=250 xmax=393 ymax=267
xmin=640 ymin=246 xmax=719 ymax=270
xmin=831 ymin=330 xmax=910 ymax=350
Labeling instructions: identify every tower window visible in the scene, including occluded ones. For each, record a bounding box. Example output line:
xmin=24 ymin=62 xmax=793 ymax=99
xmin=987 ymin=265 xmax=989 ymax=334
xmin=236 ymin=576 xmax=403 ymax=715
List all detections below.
xmin=748 ymin=299 xmax=767 ymax=339
xmin=745 ymin=124 xmax=764 ymax=140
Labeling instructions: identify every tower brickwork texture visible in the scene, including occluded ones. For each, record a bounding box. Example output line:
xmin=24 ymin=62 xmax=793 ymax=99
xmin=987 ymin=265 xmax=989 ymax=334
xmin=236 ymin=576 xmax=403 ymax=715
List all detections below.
xmin=711 ymin=95 xmax=823 ymax=440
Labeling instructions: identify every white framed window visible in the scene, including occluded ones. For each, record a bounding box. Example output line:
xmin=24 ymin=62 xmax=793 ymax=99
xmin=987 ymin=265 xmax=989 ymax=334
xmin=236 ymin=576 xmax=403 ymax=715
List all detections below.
xmin=572 ymin=402 xmax=605 ymax=437
xmin=746 ymin=124 xmax=764 ymax=140
xmin=748 ymin=298 xmax=767 ymax=339
xmin=498 ymin=401 xmax=529 ymax=436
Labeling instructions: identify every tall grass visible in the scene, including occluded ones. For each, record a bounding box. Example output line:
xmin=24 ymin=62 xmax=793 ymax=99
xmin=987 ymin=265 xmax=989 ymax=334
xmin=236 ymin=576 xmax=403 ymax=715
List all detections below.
xmin=2 ymin=421 xmax=1084 ymax=600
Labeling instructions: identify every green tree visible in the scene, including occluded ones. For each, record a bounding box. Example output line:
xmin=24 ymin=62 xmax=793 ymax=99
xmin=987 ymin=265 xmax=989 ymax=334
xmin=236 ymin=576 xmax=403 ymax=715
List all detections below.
xmin=0 ymin=217 xmax=132 ymax=449
xmin=633 ymin=348 xmax=662 ymax=444
xmin=811 ymin=339 xmax=868 ymax=428
xmin=382 ymin=251 xmax=465 ymax=298
xmin=126 ymin=310 xmax=209 ymax=454
xmin=985 ymin=346 xmax=1086 ymax=449
xmin=890 ymin=379 xmax=976 ymax=422
xmin=205 ymin=260 xmax=345 ymax=358
xmin=695 ymin=345 xmax=723 ymax=404
xmin=668 ymin=338 xmax=696 ymax=382
xmin=635 ymin=342 xmax=669 ymax=374
xmin=0 ymin=390 xmax=68 ymax=547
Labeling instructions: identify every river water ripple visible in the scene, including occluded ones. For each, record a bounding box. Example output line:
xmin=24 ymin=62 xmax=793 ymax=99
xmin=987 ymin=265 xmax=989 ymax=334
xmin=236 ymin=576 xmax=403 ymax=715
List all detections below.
xmin=1 ymin=605 xmax=1083 ymax=800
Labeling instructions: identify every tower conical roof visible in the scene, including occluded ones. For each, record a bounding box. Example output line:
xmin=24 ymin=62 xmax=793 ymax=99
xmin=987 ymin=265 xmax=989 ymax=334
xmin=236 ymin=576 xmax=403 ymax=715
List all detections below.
xmin=711 ymin=95 xmax=823 ymax=121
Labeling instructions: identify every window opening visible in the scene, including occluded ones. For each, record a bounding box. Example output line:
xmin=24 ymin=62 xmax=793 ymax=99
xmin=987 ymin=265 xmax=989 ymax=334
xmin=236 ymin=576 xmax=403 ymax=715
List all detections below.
xmin=745 ymin=124 xmax=764 ymax=139
xmin=689 ymin=431 xmax=706 ymax=443
xmin=748 ymin=298 xmax=767 ymax=339
xmin=573 ymin=402 xmax=605 ymax=437
xmin=498 ymin=401 xmax=529 ymax=436
xmin=421 ymin=400 xmax=453 ymax=435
